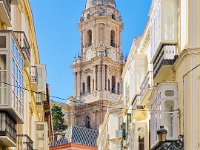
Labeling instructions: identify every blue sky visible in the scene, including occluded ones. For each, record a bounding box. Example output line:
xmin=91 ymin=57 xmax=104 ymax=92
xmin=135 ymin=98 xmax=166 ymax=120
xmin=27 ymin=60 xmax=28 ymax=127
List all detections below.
xmin=30 ymin=0 xmax=151 ymax=102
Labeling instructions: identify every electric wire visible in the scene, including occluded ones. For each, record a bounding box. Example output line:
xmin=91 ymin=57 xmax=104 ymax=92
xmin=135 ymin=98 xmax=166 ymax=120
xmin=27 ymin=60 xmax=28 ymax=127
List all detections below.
xmin=0 ymin=81 xmax=180 ymax=113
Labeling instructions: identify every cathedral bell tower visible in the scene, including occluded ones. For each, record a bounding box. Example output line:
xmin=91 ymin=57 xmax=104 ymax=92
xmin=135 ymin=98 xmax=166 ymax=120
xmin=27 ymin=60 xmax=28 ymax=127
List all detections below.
xmin=71 ymin=0 xmax=124 ymax=129
xmin=73 ymin=0 xmax=124 ymax=103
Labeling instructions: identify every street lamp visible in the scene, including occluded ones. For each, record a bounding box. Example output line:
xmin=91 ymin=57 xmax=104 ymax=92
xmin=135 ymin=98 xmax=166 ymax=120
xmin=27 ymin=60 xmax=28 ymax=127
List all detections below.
xmin=156 ymin=126 xmax=167 ymax=142
xmin=152 ymin=126 xmax=184 ymax=150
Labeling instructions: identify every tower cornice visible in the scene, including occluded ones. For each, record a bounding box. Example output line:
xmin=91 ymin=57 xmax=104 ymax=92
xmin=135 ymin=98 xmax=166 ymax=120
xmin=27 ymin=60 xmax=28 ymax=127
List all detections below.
xmin=78 ymin=16 xmax=123 ymax=30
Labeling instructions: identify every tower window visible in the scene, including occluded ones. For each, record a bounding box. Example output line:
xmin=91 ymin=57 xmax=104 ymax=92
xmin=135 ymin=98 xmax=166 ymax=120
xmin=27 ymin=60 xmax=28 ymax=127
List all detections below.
xmin=112 ymin=76 xmax=116 ymax=94
xmin=82 ymin=82 xmax=85 ymax=95
xmin=87 ymin=76 xmax=91 ymax=93
xmin=110 ymin=30 xmax=115 ymax=47
xmin=87 ymin=30 xmax=92 ymax=47
xmin=0 ymin=36 xmax=6 ymax=48
xmin=85 ymin=116 xmax=91 ymax=128
xmin=112 ymin=14 xmax=116 ymax=20
xmin=86 ymin=14 xmax=90 ymax=19
xmin=139 ymin=136 xmax=145 ymax=150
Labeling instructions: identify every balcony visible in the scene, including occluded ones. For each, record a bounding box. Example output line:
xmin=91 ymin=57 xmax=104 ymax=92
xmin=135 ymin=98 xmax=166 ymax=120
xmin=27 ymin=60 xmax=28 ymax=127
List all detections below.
xmin=30 ymin=65 xmax=38 ymax=91
xmin=153 ymin=45 xmax=178 ymax=83
xmin=0 ymin=112 xmax=17 ymax=147
xmin=140 ymin=71 xmax=153 ymax=104
xmin=0 ymin=0 xmax=11 ymax=26
xmin=131 ymin=95 xmax=147 ymax=121
xmin=17 ymin=134 xmax=33 ymax=150
xmin=150 ymin=111 xmax=179 ymax=149
xmin=0 ymin=0 xmax=19 ymax=27
xmin=150 ymin=82 xmax=178 ymax=148
xmin=13 ymin=31 xmax=30 ymax=62
xmin=0 ymin=30 xmax=24 ymax=123
xmin=35 ymin=93 xmax=46 ymax=111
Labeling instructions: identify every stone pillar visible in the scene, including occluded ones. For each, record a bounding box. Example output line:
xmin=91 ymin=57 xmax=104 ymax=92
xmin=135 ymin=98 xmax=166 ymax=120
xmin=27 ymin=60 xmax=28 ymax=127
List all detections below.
xmin=102 ymin=65 xmax=105 ymax=91
xmin=95 ymin=24 xmax=98 ymax=48
xmin=74 ymin=72 xmax=77 ymax=97
xmin=80 ymin=31 xmax=83 ymax=53
xmin=77 ymin=71 xmax=81 ymax=98
xmin=98 ymin=65 xmax=101 ymax=91
xmin=117 ymin=29 xmax=120 ymax=61
xmin=105 ymin=24 xmax=110 ymax=47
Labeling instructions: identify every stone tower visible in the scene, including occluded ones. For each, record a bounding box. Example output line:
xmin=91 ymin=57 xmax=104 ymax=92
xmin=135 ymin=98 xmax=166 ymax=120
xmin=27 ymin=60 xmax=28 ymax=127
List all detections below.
xmin=71 ymin=0 xmax=124 ymax=129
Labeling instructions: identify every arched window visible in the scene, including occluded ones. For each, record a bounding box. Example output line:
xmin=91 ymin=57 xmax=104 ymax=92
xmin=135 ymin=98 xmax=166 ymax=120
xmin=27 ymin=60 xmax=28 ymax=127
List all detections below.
xmin=87 ymin=30 xmax=92 ymax=47
xmin=117 ymin=82 xmax=120 ymax=95
xmin=112 ymin=76 xmax=116 ymax=94
xmin=110 ymin=30 xmax=115 ymax=47
xmin=82 ymin=82 xmax=85 ymax=95
xmin=85 ymin=116 xmax=91 ymax=128
xmin=87 ymin=76 xmax=91 ymax=93
xmin=108 ymin=79 xmax=110 ymax=92
xmin=86 ymin=14 xmax=90 ymax=19
xmin=112 ymin=14 xmax=116 ymax=20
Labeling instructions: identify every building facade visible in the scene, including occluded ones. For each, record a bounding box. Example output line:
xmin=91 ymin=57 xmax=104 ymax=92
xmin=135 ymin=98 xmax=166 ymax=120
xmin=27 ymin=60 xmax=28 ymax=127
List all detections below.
xmin=98 ymin=0 xmax=200 ymax=149
xmin=0 ymin=0 xmax=52 ymax=149
xmin=97 ymin=102 xmax=123 ymax=150
xmin=65 ymin=0 xmax=124 ymax=130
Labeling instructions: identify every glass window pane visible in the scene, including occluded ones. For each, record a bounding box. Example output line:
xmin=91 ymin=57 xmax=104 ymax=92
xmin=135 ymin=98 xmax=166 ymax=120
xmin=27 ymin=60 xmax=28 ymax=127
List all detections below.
xmin=12 ymin=40 xmax=15 ymax=53
xmin=0 ymin=36 xmax=6 ymax=48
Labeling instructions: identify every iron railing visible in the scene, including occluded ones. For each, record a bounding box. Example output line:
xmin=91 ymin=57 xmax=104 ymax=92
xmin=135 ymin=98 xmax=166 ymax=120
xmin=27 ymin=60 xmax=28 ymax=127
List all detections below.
xmin=30 ymin=66 xmax=38 ymax=83
xmin=13 ymin=31 xmax=30 ymax=62
xmin=17 ymin=134 xmax=33 ymax=150
xmin=140 ymin=71 xmax=153 ymax=100
xmin=0 ymin=112 xmax=17 ymax=143
xmin=151 ymin=135 xmax=184 ymax=150
xmin=153 ymin=44 xmax=178 ymax=78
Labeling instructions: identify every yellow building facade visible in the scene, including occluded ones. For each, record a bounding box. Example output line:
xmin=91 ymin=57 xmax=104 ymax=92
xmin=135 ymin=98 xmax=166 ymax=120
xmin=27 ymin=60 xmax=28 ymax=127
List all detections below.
xmin=0 ymin=0 xmax=52 ymax=149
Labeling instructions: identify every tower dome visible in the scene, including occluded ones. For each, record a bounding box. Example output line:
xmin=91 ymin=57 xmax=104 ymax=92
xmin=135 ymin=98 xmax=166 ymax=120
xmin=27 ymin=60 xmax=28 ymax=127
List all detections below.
xmin=86 ymin=0 xmax=116 ymax=9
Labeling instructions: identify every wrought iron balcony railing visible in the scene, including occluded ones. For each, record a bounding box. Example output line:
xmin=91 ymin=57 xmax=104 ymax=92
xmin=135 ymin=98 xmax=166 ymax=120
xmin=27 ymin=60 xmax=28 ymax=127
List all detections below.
xmin=153 ymin=44 xmax=178 ymax=79
xmin=13 ymin=31 xmax=30 ymax=62
xmin=30 ymin=66 xmax=38 ymax=83
xmin=0 ymin=112 xmax=17 ymax=143
xmin=131 ymin=95 xmax=141 ymax=110
xmin=17 ymin=134 xmax=33 ymax=150
xmin=151 ymin=135 xmax=184 ymax=150
xmin=140 ymin=71 xmax=153 ymax=100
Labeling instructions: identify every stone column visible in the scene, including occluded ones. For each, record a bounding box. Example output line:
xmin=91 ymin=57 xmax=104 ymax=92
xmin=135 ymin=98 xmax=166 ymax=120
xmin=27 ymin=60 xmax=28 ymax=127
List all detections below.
xmin=95 ymin=24 xmax=98 ymax=48
xmin=98 ymin=65 xmax=101 ymax=91
xmin=94 ymin=65 xmax=97 ymax=91
xmin=77 ymin=71 xmax=81 ymax=98
xmin=117 ymin=29 xmax=120 ymax=61
xmin=80 ymin=31 xmax=83 ymax=54
xmin=105 ymin=24 xmax=110 ymax=47
xmin=102 ymin=65 xmax=106 ymax=91
xmin=74 ymin=72 xmax=77 ymax=97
